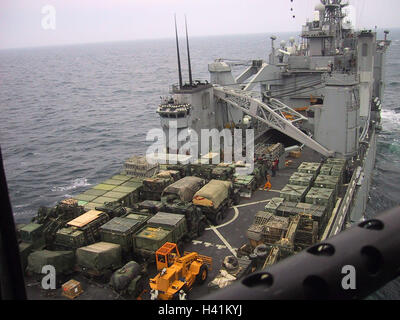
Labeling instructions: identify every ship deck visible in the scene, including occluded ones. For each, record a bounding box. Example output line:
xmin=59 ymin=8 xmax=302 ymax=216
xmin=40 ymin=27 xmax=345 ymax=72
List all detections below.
xmin=25 ymin=147 xmax=323 ymax=300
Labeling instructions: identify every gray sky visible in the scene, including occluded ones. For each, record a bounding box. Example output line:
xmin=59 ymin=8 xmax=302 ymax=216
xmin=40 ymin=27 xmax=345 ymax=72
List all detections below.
xmin=1 ymin=0 xmax=399 ymax=49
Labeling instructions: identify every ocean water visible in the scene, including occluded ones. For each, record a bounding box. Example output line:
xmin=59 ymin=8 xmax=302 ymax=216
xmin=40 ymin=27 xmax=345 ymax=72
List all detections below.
xmin=1 ymin=32 xmax=399 ymax=298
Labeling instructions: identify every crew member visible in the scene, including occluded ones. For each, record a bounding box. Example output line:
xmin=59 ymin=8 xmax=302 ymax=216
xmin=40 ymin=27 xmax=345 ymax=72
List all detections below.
xmin=264 ymin=174 xmax=272 ymax=191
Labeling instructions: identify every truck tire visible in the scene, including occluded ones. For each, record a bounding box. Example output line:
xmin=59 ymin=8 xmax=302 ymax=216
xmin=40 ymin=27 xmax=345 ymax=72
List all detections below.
xmin=197 ymin=221 xmax=206 ymax=237
xmin=195 ymin=265 xmax=208 ymax=285
xmin=213 ymin=212 xmax=223 ymax=226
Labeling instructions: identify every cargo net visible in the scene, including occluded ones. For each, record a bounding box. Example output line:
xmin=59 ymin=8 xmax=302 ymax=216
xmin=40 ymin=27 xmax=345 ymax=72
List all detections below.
xmin=255 ymin=143 xmax=284 ymax=161
xmin=123 ymin=155 xmax=159 ymax=178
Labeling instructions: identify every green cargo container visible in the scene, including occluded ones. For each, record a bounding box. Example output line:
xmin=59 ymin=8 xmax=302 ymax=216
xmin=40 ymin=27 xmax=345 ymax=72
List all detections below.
xmin=100 ymin=217 xmax=149 ymax=255
xmin=305 ymin=187 xmax=335 ymax=207
xmin=54 ymin=227 xmax=86 ymax=249
xmin=27 ymin=250 xmax=75 ymax=275
xmin=78 ymin=200 xmax=88 ymax=207
xmin=93 ymin=184 xmax=116 ymax=191
xmin=103 ymin=191 xmax=129 ymax=200
xmin=289 ymin=172 xmax=314 ymax=187
xmin=280 ymin=184 xmax=309 ymax=202
xmin=84 ymin=189 xmax=108 ymax=197
xmin=19 ymin=223 xmax=45 ymax=249
xmin=264 ymin=198 xmax=285 ymax=214
xmin=76 ymin=242 xmax=122 ymax=275
xmin=133 ymin=212 xmax=187 ymax=255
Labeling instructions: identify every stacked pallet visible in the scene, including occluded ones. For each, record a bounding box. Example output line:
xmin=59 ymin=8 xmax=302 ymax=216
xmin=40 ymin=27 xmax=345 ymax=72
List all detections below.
xmin=264 ymin=198 xmax=285 ymax=214
xmin=289 ymin=172 xmax=314 ymax=187
xmin=295 ymin=216 xmax=318 ymax=249
xmin=255 ymin=143 xmax=284 ymax=161
xmin=305 ymin=187 xmax=336 ymax=213
xmin=297 ymin=162 xmax=321 ymax=178
xmin=280 ymin=184 xmax=309 ymax=202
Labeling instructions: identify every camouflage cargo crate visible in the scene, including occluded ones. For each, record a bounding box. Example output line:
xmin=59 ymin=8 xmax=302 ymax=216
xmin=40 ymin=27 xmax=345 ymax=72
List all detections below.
xmin=100 ymin=217 xmax=145 ymax=253
xmin=55 ymin=227 xmax=86 ymax=249
xmin=280 ymin=184 xmax=309 ymax=202
xmin=76 ymin=242 xmax=122 ymax=273
xmin=124 ymin=213 xmax=151 ymax=223
xmin=320 ymin=164 xmax=333 ymax=175
xmin=314 ymin=174 xmax=340 ymax=192
xmin=297 ymin=162 xmax=321 ymax=177
xmin=305 ymin=187 xmax=335 ymax=208
xmin=289 ymin=172 xmax=314 ymax=187
xmin=142 ymin=177 xmax=172 ymax=193
xmin=264 ymin=198 xmax=285 ymax=214
xmin=326 ymin=158 xmax=347 ymax=166
xmin=276 ymin=202 xmax=301 ymax=218
xmin=27 ymin=250 xmax=75 ymax=275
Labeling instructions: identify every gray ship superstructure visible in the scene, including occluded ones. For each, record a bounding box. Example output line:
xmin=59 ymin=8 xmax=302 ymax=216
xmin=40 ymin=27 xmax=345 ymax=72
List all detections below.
xmin=157 ymin=0 xmax=391 ymax=232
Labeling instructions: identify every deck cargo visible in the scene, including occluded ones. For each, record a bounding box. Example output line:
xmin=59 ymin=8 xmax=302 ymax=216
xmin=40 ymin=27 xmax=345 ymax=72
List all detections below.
xmin=76 ymin=242 xmax=122 ymax=275
xmin=99 ymin=216 xmax=150 ymax=257
xmin=280 ymin=184 xmax=309 ymax=202
xmin=289 ymin=172 xmax=314 ymax=187
xmin=264 ymin=197 xmax=285 ymax=214
xmin=297 ymin=162 xmax=321 ymax=178
xmin=27 ymin=250 xmax=75 ymax=275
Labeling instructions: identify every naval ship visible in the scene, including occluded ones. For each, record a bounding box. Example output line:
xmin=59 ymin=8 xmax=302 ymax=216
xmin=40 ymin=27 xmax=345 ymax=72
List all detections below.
xmin=14 ymin=0 xmax=391 ymax=300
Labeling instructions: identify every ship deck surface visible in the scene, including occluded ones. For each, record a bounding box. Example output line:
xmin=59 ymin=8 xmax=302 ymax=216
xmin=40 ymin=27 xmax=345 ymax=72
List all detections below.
xmin=25 ymin=147 xmax=322 ymax=300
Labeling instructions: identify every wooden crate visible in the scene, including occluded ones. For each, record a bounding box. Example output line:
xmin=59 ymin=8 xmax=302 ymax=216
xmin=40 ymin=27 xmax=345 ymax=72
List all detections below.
xmin=62 ymin=279 xmax=83 ymax=299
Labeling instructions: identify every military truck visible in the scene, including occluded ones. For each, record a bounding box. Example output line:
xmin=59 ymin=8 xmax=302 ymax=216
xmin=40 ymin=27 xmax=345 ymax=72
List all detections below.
xmin=99 ymin=213 xmax=151 ymax=259
xmin=30 ymin=199 xmax=85 ymax=248
xmin=211 ymin=165 xmax=234 ymax=181
xmin=161 ymin=176 xmax=207 ymax=237
xmin=54 ymin=209 xmax=110 ymax=250
xmin=75 ymin=242 xmax=123 ymax=281
xmin=136 ymin=200 xmax=165 ymax=215
xmin=141 ymin=170 xmax=180 ymax=201
xmin=193 ymin=180 xmax=239 ymax=225
xmin=133 ymin=212 xmax=188 ymax=262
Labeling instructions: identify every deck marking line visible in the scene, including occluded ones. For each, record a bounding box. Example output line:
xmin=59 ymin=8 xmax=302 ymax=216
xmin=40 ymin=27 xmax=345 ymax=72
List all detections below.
xmin=209 ymin=224 xmax=237 ymax=257
xmin=205 ymin=206 xmax=239 ymax=231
